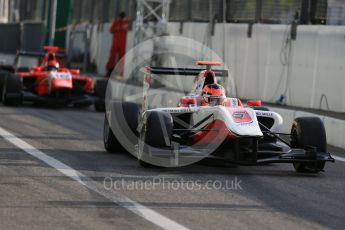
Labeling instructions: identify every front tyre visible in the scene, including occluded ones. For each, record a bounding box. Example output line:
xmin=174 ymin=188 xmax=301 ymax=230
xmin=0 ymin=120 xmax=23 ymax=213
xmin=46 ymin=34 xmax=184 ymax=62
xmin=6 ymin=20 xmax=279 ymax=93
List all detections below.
xmin=0 ymin=70 xmax=8 ymax=103
xmin=103 ymin=102 xmax=140 ymax=154
xmin=104 ymin=116 xmax=121 ymax=153
xmin=144 ymin=111 xmax=173 ymax=148
xmin=138 ymin=111 xmax=173 ymax=167
xmin=290 ymin=117 xmax=326 ymax=173
xmin=253 ymin=106 xmax=270 ymax=111
xmin=2 ymin=74 xmax=22 ymax=106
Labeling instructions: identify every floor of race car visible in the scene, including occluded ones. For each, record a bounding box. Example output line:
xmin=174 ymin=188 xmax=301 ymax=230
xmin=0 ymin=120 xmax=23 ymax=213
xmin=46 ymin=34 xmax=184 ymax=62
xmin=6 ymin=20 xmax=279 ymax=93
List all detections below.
xmin=0 ymin=105 xmax=344 ymax=230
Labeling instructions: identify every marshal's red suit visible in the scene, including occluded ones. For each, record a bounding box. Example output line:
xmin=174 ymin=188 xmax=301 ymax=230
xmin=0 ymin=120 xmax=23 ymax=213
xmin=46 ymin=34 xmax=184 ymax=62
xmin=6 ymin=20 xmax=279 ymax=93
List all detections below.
xmin=106 ymin=17 xmax=128 ymax=76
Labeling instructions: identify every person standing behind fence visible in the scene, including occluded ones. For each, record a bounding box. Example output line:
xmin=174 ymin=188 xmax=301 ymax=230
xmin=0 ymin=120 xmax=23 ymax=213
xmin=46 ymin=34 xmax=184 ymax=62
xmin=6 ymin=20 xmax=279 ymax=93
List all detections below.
xmin=106 ymin=12 xmax=128 ymax=78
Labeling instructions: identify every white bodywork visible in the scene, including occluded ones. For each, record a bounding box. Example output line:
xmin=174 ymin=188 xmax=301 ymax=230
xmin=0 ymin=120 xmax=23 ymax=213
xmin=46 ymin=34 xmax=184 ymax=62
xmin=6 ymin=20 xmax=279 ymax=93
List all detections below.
xmin=142 ymin=66 xmax=283 ymax=138
xmin=149 ymin=106 xmax=283 ymax=137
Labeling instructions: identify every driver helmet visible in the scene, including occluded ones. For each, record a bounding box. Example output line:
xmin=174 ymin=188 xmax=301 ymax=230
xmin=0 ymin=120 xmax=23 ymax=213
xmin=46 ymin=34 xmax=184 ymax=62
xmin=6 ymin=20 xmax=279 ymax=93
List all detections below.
xmin=46 ymin=60 xmax=59 ymax=71
xmin=202 ymin=83 xmax=226 ymax=106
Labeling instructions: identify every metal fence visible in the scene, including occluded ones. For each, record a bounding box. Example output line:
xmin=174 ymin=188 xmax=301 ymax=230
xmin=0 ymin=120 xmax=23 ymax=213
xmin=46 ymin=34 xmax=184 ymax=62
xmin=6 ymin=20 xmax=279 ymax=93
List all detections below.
xmin=190 ymin=0 xmax=222 ymax=22
xmin=260 ymin=0 xmax=301 ymax=23
xmin=7 ymin=0 xmax=46 ymax=22
xmin=69 ymin=0 xmax=344 ymax=25
xmin=71 ymin=0 xmax=137 ymax=24
xmin=227 ymin=0 xmax=256 ymax=22
xmin=224 ymin=0 xmax=327 ymax=24
xmin=0 ymin=21 xmax=45 ymax=54
xmin=0 ymin=23 xmax=20 ymax=53
xmin=326 ymin=0 xmax=345 ymax=25
xmin=0 ymin=0 xmax=343 ymax=25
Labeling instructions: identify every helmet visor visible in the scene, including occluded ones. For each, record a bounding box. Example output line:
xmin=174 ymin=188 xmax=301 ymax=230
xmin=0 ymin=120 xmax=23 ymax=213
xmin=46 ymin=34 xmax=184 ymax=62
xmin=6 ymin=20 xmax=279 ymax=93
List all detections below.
xmin=206 ymin=97 xmax=225 ymax=106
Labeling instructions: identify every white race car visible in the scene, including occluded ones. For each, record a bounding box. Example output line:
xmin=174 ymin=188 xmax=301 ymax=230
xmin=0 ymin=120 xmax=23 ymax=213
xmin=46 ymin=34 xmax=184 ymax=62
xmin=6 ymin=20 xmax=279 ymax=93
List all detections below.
xmin=104 ymin=61 xmax=334 ymax=173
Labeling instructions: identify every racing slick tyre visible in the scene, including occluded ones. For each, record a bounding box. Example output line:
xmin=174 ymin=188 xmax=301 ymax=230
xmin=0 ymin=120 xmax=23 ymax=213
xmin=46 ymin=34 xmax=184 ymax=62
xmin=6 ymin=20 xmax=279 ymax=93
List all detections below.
xmin=290 ymin=117 xmax=326 ymax=173
xmin=138 ymin=111 xmax=173 ymax=167
xmin=0 ymin=70 xmax=8 ymax=103
xmin=104 ymin=115 xmax=120 ymax=153
xmin=104 ymin=102 xmax=140 ymax=154
xmin=253 ymin=106 xmax=270 ymax=111
xmin=144 ymin=111 xmax=173 ymax=148
xmin=2 ymin=73 xmax=22 ymax=106
xmin=94 ymin=79 xmax=108 ymax=112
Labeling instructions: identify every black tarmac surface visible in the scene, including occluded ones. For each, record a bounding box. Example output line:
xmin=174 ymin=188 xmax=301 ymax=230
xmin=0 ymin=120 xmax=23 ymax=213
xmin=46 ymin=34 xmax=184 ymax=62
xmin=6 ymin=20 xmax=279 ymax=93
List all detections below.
xmin=0 ymin=105 xmax=344 ymax=230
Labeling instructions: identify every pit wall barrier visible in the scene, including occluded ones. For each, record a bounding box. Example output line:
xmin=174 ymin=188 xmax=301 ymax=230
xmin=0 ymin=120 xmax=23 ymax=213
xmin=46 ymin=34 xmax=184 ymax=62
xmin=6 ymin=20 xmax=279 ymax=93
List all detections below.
xmin=67 ymin=22 xmax=345 ymax=113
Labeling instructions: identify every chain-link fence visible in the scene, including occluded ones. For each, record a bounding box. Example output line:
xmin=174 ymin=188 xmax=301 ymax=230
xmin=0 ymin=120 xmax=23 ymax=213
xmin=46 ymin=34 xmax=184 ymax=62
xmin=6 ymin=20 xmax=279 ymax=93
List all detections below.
xmin=190 ymin=0 xmax=223 ymax=22
xmin=226 ymin=0 xmax=328 ymax=24
xmin=6 ymin=0 xmax=46 ymax=22
xmin=71 ymin=0 xmax=137 ymax=24
xmin=327 ymin=0 xmax=345 ymax=25
xmin=69 ymin=0 xmax=345 ymax=25
xmin=169 ymin=0 xmax=190 ymax=21
xmin=227 ymin=0 xmax=256 ymax=22
xmin=0 ymin=0 xmax=343 ymax=25
xmin=260 ymin=0 xmax=301 ymax=23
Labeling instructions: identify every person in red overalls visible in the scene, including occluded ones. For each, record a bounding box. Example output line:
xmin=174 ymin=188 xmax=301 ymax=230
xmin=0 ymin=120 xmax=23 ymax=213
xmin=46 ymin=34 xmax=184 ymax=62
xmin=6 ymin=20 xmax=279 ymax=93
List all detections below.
xmin=106 ymin=12 xmax=128 ymax=78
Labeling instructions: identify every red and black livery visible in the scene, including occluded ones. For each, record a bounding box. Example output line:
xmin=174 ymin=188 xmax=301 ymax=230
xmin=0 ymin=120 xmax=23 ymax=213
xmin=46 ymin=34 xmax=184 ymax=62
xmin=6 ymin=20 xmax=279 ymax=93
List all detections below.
xmin=0 ymin=46 xmax=107 ymax=110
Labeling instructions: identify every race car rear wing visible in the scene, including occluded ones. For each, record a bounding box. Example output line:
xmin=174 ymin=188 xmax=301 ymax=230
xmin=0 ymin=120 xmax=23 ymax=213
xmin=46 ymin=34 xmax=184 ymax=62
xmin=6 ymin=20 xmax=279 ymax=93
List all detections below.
xmin=14 ymin=50 xmax=66 ymax=70
xmin=142 ymin=66 xmax=228 ymax=112
xmin=148 ymin=67 xmax=228 ymax=77
xmin=16 ymin=50 xmax=65 ymax=58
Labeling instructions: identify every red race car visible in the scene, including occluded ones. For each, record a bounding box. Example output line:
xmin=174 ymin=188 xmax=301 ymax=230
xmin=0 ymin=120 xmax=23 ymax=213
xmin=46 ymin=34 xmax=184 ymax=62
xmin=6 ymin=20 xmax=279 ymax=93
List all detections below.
xmin=0 ymin=46 xmax=107 ymax=110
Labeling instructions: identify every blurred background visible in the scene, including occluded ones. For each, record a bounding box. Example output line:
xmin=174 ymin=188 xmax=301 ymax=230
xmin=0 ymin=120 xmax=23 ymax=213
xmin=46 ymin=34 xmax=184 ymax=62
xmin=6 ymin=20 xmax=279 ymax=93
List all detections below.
xmin=0 ymin=0 xmax=344 ymax=112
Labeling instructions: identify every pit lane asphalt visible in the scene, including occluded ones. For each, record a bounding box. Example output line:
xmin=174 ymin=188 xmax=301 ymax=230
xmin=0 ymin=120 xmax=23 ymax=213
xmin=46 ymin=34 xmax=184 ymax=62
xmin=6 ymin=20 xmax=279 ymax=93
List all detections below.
xmin=0 ymin=105 xmax=344 ymax=230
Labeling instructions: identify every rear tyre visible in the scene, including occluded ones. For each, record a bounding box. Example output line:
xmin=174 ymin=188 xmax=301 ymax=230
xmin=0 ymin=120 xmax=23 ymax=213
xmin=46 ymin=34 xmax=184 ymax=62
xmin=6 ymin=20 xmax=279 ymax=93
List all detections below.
xmin=253 ymin=106 xmax=270 ymax=111
xmin=290 ymin=117 xmax=326 ymax=173
xmin=103 ymin=102 xmax=140 ymax=154
xmin=0 ymin=70 xmax=8 ymax=103
xmin=2 ymin=74 xmax=22 ymax=106
xmin=94 ymin=79 xmax=108 ymax=112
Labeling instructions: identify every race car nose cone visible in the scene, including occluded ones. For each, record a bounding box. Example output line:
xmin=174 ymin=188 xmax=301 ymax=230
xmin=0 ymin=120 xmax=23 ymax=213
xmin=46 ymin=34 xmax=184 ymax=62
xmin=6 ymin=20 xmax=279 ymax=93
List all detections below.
xmin=221 ymin=107 xmax=263 ymax=137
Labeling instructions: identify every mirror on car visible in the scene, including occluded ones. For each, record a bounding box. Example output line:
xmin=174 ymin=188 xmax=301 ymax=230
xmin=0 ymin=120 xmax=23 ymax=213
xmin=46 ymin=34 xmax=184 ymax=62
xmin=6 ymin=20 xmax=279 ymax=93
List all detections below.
xmin=31 ymin=66 xmax=43 ymax=72
xmin=70 ymin=69 xmax=80 ymax=75
xmin=247 ymin=100 xmax=262 ymax=107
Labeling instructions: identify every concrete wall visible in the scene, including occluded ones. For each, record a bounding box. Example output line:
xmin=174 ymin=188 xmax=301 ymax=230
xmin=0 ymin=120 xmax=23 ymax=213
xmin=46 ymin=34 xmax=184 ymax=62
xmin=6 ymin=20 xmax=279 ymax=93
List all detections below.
xmin=69 ymin=22 xmax=345 ymax=112
xmin=166 ymin=23 xmax=345 ymax=113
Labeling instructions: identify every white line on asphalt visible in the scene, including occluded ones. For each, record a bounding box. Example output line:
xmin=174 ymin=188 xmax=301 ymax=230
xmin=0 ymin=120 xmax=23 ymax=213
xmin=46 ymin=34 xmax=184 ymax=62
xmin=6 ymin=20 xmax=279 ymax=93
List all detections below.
xmin=0 ymin=127 xmax=189 ymax=230
xmin=333 ymin=155 xmax=345 ymax=162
